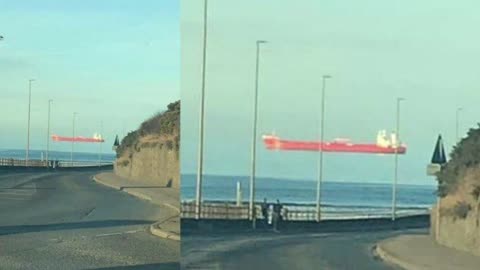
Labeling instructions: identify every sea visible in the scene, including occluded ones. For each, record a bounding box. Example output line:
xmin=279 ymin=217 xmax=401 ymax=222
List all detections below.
xmin=0 ymin=149 xmax=115 ymax=163
xmin=181 ymin=174 xmax=437 ymax=219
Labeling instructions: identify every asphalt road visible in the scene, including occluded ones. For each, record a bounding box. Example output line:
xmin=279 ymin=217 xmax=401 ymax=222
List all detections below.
xmin=182 ymin=227 xmax=428 ymax=270
xmin=0 ymin=170 xmax=179 ymax=270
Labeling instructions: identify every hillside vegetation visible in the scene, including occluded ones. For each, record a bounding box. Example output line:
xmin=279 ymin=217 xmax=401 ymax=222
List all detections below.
xmin=437 ymin=123 xmax=480 ymax=198
xmin=433 ymin=124 xmax=480 ymax=256
xmin=116 ymin=100 xmax=180 ymax=158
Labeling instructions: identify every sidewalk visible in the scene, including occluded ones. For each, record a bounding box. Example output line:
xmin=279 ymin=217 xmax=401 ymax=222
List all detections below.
xmin=376 ymin=234 xmax=480 ymax=270
xmin=93 ymin=172 xmax=180 ymax=241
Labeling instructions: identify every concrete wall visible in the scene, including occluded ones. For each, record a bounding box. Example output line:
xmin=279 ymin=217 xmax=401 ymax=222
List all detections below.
xmin=432 ymin=201 xmax=480 ymax=256
xmin=114 ymin=144 xmax=179 ymax=189
xmin=430 ymin=205 xmax=437 ymax=238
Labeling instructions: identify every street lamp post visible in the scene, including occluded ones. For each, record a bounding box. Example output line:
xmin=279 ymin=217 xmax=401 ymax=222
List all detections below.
xmin=98 ymin=121 xmax=103 ymax=165
xmin=392 ymin=97 xmax=405 ymax=221
xmin=456 ymin=107 xmax=463 ymax=143
xmin=195 ymin=0 xmax=209 ymax=220
xmin=249 ymin=40 xmax=267 ymax=229
xmin=316 ymin=75 xmax=331 ymax=222
xmin=71 ymin=112 xmax=78 ymax=166
xmin=26 ymin=79 xmax=35 ymax=166
xmin=46 ymin=99 xmax=53 ymax=166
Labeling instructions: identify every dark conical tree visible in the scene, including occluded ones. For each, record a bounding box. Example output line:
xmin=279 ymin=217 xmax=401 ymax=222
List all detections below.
xmin=113 ymin=135 xmax=120 ymax=147
xmin=431 ymin=135 xmax=447 ymax=165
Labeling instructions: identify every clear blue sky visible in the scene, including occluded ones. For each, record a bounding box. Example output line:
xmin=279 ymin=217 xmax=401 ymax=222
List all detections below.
xmin=0 ymin=0 xmax=179 ymax=153
xmin=181 ymin=0 xmax=480 ymax=185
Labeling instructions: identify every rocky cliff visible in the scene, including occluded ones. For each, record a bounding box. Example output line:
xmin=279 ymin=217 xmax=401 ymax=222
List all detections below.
xmin=432 ymin=124 xmax=480 ymax=256
xmin=114 ymin=101 xmax=180 ymax=188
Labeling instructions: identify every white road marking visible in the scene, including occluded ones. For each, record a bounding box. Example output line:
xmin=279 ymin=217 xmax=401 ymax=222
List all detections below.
xmin=125 ymin=229 xmax=143 ymax=234
xmin=0 ymin=196 xmax=31 ymax=201
xmin=95 ymin=229 xmax=145 ymax=238
xmin=0 ymin=190 xmax=35 ymax=195
xmin=0 ymin=192 xmax=31 ymax=195
xmin=95 ymin=232 xmax=123 ymax=237
xmin=0 ymin=183 xmax=37 ymax=201
xmin=84 ymin=207 xmax=95 ymax=217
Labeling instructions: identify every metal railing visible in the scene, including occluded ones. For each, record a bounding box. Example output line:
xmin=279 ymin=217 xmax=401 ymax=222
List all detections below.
xmin=181 ymin=201 xmax=430 ymax=221
xmin=0 ymin=158 xmax=45 ymax=167
xmin=0 ymin=158 xmax=112 ymax=168
xmin=58 ymin=160 xmax=113 ymax=167
xmin=181 ymin=201 xmax=306 ymax=220
xmin=182 ymin=202 xmax=251 ymax=219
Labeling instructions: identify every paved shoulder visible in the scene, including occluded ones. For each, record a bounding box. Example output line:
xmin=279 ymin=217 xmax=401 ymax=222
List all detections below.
xmin=376 ymin=234 xmax=480 ymax=270
xmin=94 ymin=172 xmax=179 ymax=211
xmin=94 ymin=172 xmax=180 ymax=241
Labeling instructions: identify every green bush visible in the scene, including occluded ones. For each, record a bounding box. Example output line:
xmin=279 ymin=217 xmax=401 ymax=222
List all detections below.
xmin=452 ymin=201 xmax=471 ymax=219
xmin=166 ymin=140 xmax=174 ymax=150
xmin=141 ymin=142 xmax=152 ymax=148
xmin=174 ymin=134 xmax=180 ymax=151
xmin=116 ymin=130 xmax=139 ymax=158
xmin=471 ymin=185 xmax=480 ymax=201
xmin=138 ymin=100 xmax=180 ymax=137
xmin=437 ymin=123 xmax=480 ymax=197
xmin=117 ymin=160 xmax=130 ymax=167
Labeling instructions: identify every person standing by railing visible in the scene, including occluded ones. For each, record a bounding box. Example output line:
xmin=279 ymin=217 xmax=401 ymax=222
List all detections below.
xmin=272 ymin=199 xmax=283 ymax=232
xmin=282 ymin=206 xmax=288 ymax=222
xmin=261 ymin=198 xmax=269 ymax=229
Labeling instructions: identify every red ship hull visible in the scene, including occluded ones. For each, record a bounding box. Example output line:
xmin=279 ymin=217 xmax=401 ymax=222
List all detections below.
xmin=52 ymin=135 xmax=104 ymax=143
xmin=263 ymin=135 xmax=406 ymax=154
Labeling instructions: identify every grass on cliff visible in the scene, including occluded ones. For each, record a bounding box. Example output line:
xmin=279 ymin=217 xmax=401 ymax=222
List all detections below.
xmin=116 ymin=100 xmax=180 ymax=158
xmin=139 ymin=101 xmax=180 ymax=137
xmin=437 ymin=123 xmax=480 ymax=198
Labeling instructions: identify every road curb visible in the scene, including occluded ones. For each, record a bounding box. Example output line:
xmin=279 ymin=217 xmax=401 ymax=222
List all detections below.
xmin=149 ymin=221 xmax=180 ymax=242
xmin=122 ymin=188 xmax=153 ymax=202
xmin=375 ymin=241 xmax=422 ymax=270
xmin=163 ymin=202 xmax=180 ymax=214
xmin=92 ymin=175 xmax=153 ymax=202
xmin=92 ymin=175 xmax=121 ymax=191
xmin=124 ymin=189 xmax=179 ymax=214
xmin=93 ymin=174 xmax=180 ymax=241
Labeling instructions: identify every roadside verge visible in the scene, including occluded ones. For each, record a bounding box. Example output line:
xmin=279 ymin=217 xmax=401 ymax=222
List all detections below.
xmin=375 ymin=234 xmax=480 ymax=270
xmin=375 ymin=241 xmax=420 ymax=270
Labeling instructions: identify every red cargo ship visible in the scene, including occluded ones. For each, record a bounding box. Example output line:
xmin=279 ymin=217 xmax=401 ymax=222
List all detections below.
xmin=262 ymin=130 xmax=406 ymax=154
xmin=52 ymin=133 xmax=104 ymax=143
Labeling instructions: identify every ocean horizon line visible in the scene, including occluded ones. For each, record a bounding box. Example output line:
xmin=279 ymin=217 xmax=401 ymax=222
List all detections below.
xmin=181 ymin=173 xmax=437 ymax=188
